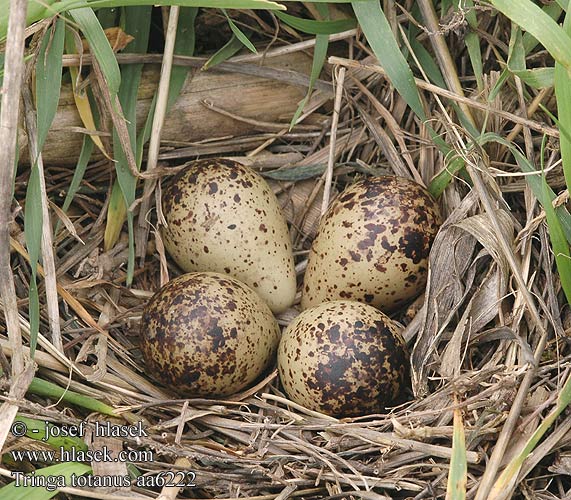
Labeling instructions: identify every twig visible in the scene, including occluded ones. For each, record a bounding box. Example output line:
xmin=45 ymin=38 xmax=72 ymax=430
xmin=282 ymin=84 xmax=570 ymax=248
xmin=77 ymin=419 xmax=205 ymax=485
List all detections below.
xmin=0 ymin=0 xmax=28 ymax=378
xmin=0 ymin=0 xmax=36 ymax=459
xmin=21 ymin=85 xmax=63 ymax=353
xmin=137 ymin=5 xmax=180 ymax=261
xmin=416 ymin=0 xmax=476 ymax=128
xmin=321 ymin=66 xmax=346 ymax=216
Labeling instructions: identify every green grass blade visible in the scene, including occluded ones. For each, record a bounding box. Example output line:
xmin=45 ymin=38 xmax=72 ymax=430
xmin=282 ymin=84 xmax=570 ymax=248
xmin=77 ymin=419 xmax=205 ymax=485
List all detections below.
xmin=35 ymin=17 xmax=65 ymax=151
xmin=68 ymin=7 xmax=121 ymax=94
xmin=352 ymin=0 xmax=425 ymax=120
xmin=463 ymin=0 xmax=483 ymax=91
xmin=464 ymin=31 xmax=483 ymax=91
xmin=490 ymin=0 xmax=571 ymax=72
xmin=121 ymin=7 xmax=198 ymax=257
xmin=275 ymin=11 xmax=357 ymax=34
xmin=446 ymin=408 xmax=467 ymax=500
xmin=512 ymin=67 xmax=554 ymax=89
xmin=28 ymin=18 xmax=66 ymax=356
xmin=428 ymin=156 xmax=465 ymax=198
xmin=405 ymin=25 xmax=445 ymax=87
xmin=202 ymin=33 xmax=244 ymax=70
xmin=477 ymin=132 xmax=571 ymax=242
xmin=28 ymin=377 xmax=117 ymax=415
xmin=108 ymin=6 xmax=151 ymax=279
xmin=0 ymin=463 xmax=92 ymax=499
xmin=24 ymin=167 xmax=42 ymax=357
xmin=507 ymin=24 xmax=554 ymax=88
xmin=60 ymin=135 xmax=94 ymax=215
xmin=168 ymin=7 xmax=197 ymax=110
xmin=290 ymin=33 xmax=328 ymax=128
xmin=223 ymin=9 xmax=256 ymax=53
xmin=0 ymin=0 xmax=286 ymax=39
xmin=28 ymin=280 xmax=40 ymax=357
xmin=353 ymin=0 xmax=468 ymax=192
xmin=136 ymin=7 xmax=197 ymax=154
xmin=524 ymin=2 xmax=564 ymax=52
xmin=357 ymin=1 xmax=467 ymax=194
xmin=542 ymin=174 xmax=571 ymax=303
xmin=104 ymin=181 xmax=128 ymax=252
xmin=554 ymin=10 xmax=571 ymax=189
xmin=489 ymin=2 xmax=561 ymax=100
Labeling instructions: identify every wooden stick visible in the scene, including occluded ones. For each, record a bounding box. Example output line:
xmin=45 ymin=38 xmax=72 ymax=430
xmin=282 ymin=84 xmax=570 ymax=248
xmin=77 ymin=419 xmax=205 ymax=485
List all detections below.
xmin=321 ymin=66 xmax=346 ymax=215
xmin=138 ymin=5 xmax=180 ymax=261
xmin=0 ymin=0 xmax=28 ymax=377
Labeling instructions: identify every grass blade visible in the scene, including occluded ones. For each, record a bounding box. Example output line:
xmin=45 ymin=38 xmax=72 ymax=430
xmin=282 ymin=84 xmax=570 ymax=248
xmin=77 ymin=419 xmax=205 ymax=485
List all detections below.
xmin=0 ymin=0 xmax=286 ymax=40
xmin=109 ymin=7 xmax=197 ymax=254
xmin=28 ymin=377 xmax=117 ymax=415
xmin=106 ymin=6 xmax=151 ymax=275
xmin=64 ymin=26 xmax=110 ymax=158
xmin=290 ymin=33 xmax=328 ymax=128
xmin=491 ymin=0 xmax=571 ymax=72
xmin=488 ymin=365 xmax=571 ymax=498
xmin=59 ymin=135 xmax=94 ymax=215
xmin=541 ymin=175 xmax=571 ymax=303
xmin=555 ymin=10 xmax=571 ymax=188
xmin=223 ymin=9 xmax=256 ymax=53
xmin=477 ymin=131 xmax=571 ymax=242
xmin=202 ymin=32 xmax=244 ymax=70
xmin=104 ymin=182 xmax=127 ymax=251
xmin=35 ymin=17 xmax=65 ymax=151
xmin=446 ymin=407 xmax=467 ymax=500
xmin=352 ymin=0 xmax=425 ymax=120
xmin=275 ymin=11 xmax=356 ymax=34
xmin=24 ymin=167 xmax=42 ymax=357
xmin=463 ymin=0 xmax=483 ymax=91
xmin=68 ymin=6 xmax=121 ymax=94
xmin=27 ymin=18 xmax=66 ymax=357
xmin=507 ymin=24 xmax=554 ymax=88
xmin=137 ymin=6 xmax=197 ymax=152
xmin=167 ymin=7 xmax=197 ymax=110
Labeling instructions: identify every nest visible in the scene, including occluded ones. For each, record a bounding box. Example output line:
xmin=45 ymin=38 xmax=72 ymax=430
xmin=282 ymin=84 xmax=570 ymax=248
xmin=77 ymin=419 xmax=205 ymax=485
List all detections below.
xmin=1 ymin=5 xmax=571 ymax=500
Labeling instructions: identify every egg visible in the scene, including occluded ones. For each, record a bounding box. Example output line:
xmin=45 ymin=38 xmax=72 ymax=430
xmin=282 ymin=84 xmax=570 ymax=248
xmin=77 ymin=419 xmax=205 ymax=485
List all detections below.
xmin=277 ymin=300 xmax=409 ymax=417
xmin=140 ymin=272 xmax=280 ymax=396
xmin=301 ymin=176 xmax=442 ymax=312
xmin=161 ymin=158 xmax=296 ymax=314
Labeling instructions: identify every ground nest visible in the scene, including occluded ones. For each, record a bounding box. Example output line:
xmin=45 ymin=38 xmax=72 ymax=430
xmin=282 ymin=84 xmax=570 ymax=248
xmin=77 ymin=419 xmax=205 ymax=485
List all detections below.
xmin=1 ymin=4 xmax=571 ymax=500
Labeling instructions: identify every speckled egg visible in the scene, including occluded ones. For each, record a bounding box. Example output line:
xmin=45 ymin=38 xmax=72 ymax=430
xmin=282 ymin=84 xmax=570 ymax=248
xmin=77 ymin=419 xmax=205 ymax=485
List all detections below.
xmin=141 ymin=272 xmax=280 ymax=396
xmin=161 ymin=159 xmax=296 ymax=314
xmin=301 ymin=176 xmax=442 ymax=312
xmin=277 ymin=300 xmax=409 ymax=417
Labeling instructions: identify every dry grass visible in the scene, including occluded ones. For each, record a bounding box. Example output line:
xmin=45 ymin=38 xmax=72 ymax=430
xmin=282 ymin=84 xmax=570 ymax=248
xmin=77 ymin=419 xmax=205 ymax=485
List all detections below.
xmin=1 ymin=5 xmax=571 ymax=500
